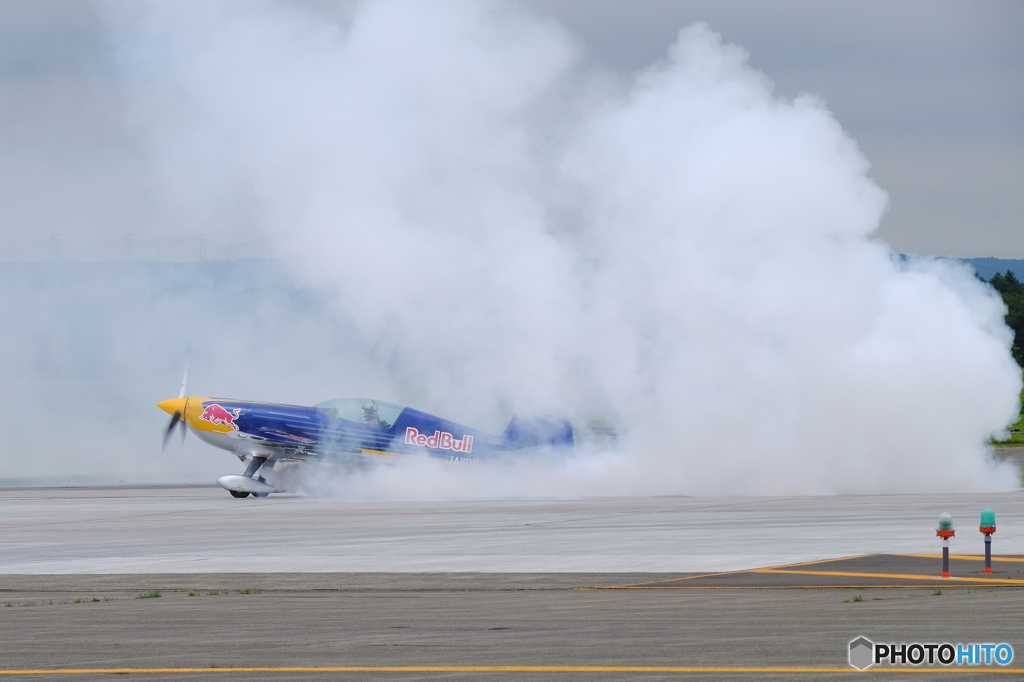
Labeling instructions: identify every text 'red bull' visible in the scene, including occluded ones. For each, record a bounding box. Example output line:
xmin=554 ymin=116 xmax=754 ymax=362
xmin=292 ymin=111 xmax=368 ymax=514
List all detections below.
xmin=405 ymin=427 xmax=473 ymax=453
xmin=200 ymin=404 xmax=241 ymax=431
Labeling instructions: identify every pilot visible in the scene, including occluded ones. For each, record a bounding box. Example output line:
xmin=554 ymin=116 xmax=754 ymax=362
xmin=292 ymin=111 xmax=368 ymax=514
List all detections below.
xmin=362 ymin=401 xmax=390 ymax=428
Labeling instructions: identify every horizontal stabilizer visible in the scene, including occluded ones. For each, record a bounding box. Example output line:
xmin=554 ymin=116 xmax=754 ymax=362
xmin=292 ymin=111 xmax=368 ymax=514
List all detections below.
xmin=500 ymin=415 xmax=574 ymax=450
xmin=217 ymin=475 xmax=277 ymax=495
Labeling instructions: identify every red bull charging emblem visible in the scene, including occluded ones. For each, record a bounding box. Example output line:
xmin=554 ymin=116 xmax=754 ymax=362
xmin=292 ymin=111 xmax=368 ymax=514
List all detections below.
xmin=200 ymin=404 xmax=241 ymax=431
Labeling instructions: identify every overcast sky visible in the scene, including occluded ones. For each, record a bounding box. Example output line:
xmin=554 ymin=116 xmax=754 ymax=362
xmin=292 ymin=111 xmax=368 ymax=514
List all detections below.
xmin=0 ymin=0 xmax=1021 ymax=257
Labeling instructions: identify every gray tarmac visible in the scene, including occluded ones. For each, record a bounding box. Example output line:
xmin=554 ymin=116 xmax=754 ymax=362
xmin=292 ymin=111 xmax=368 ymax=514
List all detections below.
xmin=3 ymin=486 xmax=1024 ymax=573
xmin=3 ymin=486 xmax=1024 ymax=679
xmin=1 ymin=573 xmax=1022 ymax=680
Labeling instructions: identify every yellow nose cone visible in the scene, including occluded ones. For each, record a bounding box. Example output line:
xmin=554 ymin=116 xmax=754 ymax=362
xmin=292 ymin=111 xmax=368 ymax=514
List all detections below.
xmin=158 ymin=397 xmax=188 ymax=417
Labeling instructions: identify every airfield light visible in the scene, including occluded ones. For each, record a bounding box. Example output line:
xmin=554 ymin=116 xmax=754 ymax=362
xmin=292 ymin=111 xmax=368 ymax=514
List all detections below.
xmin=979 ymin=509 xmax=996 ymax=575
xmin=936 ymin=512 xmax=954 ymax=578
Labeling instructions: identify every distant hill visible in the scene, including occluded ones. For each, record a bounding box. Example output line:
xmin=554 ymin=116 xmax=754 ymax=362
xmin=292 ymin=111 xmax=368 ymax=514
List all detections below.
xmin=963 ymin=258 xmax=1024 ymax=281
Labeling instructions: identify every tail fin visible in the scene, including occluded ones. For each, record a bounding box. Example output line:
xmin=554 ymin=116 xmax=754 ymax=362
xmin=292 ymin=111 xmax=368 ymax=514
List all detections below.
xmin=500 ymin=415 xmax=574 ymax=450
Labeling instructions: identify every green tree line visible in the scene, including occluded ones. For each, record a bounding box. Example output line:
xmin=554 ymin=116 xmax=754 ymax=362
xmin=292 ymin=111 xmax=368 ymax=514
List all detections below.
xmin=981 ymin=272 xmax=1024 ymax=449
xmin=986 ymin=271 xmax=1024 ymax=368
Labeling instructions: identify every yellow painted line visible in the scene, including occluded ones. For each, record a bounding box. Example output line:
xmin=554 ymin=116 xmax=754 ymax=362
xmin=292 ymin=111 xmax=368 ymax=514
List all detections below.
xmin=606 ymin=554 xmax=874 ymax=587
xmin=590 ymin=584 xmax=1014 ymax=590
xmin=756 ymin=569 xmax=1024 ymax=585
xmin=599 ymin=569 xmax=752 ymax=588
xmin=590 ymin=553 xmax=1024 ymax=590
xmin=896 ymin=554 xmax=1024 ymax=563
xmin=761 ymin=554 xmax=874 ymax=570
xmin=2 ymin=666 xmax=1024 ymax=674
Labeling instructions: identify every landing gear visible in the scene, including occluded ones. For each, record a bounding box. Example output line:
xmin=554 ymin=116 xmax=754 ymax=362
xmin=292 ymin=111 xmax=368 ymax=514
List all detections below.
xmin=243 ymin=456 xmax=268 ymax=478
xmin=220 ymin=456 xmax=276 ymax=498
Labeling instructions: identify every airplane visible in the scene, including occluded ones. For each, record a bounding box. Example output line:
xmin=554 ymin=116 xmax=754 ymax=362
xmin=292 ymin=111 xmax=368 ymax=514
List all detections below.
xmin=158 ymin=388 xmax=574 ymax=498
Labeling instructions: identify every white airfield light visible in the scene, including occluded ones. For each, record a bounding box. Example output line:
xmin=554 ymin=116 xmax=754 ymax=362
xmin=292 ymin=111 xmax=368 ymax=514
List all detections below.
xmin=936 ymin=512 xmax=954 ymax=578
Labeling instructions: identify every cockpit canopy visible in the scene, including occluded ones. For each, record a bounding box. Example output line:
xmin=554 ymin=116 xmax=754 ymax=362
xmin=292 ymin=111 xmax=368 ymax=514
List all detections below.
xmin=314 ymin=398 xmax=405 ymax=428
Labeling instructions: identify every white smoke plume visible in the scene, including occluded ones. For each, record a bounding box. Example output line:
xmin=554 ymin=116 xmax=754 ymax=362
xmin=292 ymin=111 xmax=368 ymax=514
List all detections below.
xmin=9 ymin=0 xmax=1019 ymax=494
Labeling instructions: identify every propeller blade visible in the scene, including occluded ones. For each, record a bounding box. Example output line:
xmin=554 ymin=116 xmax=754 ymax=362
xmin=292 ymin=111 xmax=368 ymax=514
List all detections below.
xmin=162 ymin=411 xmax=182 ymax=450
xmin=179 ymin=417 xmax=188 ymax=444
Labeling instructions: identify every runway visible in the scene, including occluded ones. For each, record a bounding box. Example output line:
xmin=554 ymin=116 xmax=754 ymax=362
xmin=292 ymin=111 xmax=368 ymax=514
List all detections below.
xmin=2 ymin=486 xmax=1023 ymax=573
xmin=3 ymin=486 xmax=1024 ymax=678
xmin=2 ymin=572 xmax=1023 ymax=679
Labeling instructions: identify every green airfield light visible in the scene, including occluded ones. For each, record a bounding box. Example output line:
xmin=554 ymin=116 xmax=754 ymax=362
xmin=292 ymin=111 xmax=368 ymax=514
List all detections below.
xmin=980 ymin=509 xmax=996 ymax=575
xmin=936 ymin=512 xmax=954 ymax=578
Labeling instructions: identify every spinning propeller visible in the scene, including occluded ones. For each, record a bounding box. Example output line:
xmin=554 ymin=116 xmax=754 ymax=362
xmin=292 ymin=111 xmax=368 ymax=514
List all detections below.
xmin=161 ymin=356 xmax=189 ymax=449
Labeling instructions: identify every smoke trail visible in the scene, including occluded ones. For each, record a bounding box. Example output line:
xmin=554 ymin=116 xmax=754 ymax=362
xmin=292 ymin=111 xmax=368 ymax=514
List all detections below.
xmin=95 ymin=0 xmax=1020 ymax=494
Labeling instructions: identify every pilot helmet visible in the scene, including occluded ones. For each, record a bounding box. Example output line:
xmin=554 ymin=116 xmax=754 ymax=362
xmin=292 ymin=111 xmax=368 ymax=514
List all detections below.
xmin=362 ymin=401 xmax=380 ymax=422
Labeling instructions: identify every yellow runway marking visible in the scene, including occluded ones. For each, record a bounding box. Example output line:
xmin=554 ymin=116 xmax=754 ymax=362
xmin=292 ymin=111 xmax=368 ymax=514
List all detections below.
xmin=599 ymin=554 xmax=874 ymax=588
xmin=895 ymin=554 xmax=1024 ymax=563
xmin=759 ymin=554 xmax=875 ymax=570
xmin=2 ymin=666 xmax=1024 ymax=675
xmin=590 ymin=554 xmax=1024 ymax=590
xmin=756 ymin=568 xmax=1024 ymax=585
xmin=590 ymin=584 xmax=1022 ymax=590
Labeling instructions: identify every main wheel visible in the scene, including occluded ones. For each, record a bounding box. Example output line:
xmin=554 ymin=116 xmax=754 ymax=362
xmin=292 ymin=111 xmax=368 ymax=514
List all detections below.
xmin=253 ymin=492 xmax=269 ymax=498
xmin=229 ymin=490 xmax=250 ymax=498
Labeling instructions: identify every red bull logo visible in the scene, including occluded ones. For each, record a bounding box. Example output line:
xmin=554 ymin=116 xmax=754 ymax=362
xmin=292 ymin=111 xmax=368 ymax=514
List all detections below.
xmin=200 ymin=403 xmax=241 ymax=431
xmin=405 ymin=427 xmax=473 ymax=453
